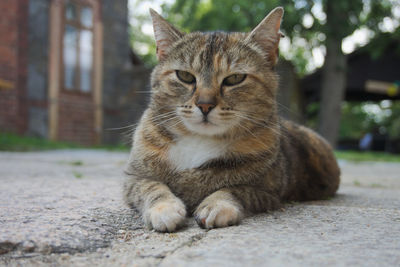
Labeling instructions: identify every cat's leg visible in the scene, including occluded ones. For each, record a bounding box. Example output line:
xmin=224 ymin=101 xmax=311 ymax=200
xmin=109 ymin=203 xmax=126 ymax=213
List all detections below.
xmin=123 ymin=178 xmax=186 ymax=232
xmin=194 ymin=187 xmax=280 ymax=229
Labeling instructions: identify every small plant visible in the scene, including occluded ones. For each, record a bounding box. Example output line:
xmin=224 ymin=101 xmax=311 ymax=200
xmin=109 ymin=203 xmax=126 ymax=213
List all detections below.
xmin=73 ymin=171 xmax=83 ymax=179
xmin=70 ymin=160 xmax=83 ymax=166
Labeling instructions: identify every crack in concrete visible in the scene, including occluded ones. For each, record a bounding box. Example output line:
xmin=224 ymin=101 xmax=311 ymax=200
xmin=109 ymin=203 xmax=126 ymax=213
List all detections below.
xmin=0 ymin=208 xmax=144 ymax=258
xmin=156 ymin=232 xmax=207 ymax=265
xmin=0 ymin=241 xmax=18 ymax=255
xmin=0 ymin=240 xmax=112 ymax=259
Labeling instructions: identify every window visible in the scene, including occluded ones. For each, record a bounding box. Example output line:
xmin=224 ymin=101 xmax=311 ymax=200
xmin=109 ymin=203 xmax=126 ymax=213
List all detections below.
xmin=63 ymin=0 xmax=93 ymax=93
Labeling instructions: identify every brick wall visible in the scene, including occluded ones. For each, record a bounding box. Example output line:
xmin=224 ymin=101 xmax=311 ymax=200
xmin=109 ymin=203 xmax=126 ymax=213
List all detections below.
xmin=57 ymin=92 xmax=95 ymax=145
xmin=0 ymin=0 xmax=29 ymax=134
xmin=0 ymin=0 xmax=142 ymax=145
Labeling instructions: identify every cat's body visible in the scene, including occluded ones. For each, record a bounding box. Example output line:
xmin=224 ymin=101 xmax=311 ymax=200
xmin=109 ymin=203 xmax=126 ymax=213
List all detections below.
xmin=124 ymin=8 xmax=340 ymax=232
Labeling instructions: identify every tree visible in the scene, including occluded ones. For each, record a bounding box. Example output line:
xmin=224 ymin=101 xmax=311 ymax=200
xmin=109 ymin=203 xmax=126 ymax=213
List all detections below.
xmin=317 ymin=0 xmax=392 ymax=146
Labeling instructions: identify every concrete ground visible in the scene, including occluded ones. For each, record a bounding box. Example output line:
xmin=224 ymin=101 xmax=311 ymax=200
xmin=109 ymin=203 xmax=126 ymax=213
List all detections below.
xmin=0 ymin=150 xmax=399 ymax=266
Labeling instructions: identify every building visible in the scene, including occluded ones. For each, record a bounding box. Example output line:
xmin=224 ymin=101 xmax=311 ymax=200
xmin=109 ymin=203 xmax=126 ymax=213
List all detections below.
xmin=301 ymin=34 xmax=400 ymax=153
xmin=301 ymin=36 xmax=400 ymax=104
xmin=0 ymin=0 xmax=149 ymax=145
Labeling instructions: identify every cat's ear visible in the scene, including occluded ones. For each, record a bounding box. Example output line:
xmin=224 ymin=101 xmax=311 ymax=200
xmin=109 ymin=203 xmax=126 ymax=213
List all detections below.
xmin=246 ymin=7 xmax=284 ymax=66
xmin=150 ymin=8 xmax=184 ymax=61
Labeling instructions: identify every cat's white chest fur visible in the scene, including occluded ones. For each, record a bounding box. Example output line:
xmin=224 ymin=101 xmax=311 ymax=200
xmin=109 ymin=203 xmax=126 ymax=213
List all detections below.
xmin=167 ymin=136 xmax=228 ymax=171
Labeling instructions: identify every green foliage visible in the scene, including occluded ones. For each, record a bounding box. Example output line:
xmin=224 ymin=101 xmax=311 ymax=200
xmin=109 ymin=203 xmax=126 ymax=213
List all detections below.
xmin=304 ymin=102 xmax=319 ymax=130
xmin=335 ymin=150 xmax=400 ymax=162
xmin=165 ymin=0 xmax=281 ymax=32
xmin=362 ymin=27 xmax=400 ymax=59
xmin=306 ymin=101 xmax=400 ymax=140
xmin=381 ymin=101 xmax=400 ymax=138
xmin=0 ymin=132 xmax=129 ymax=152
xmin=339 ymin=101 xmax=400 ymax=140
xmin=129 ymin=1 xmax=158 ymax=66
xmin=339 ymin=102 xmax=376 ymax=139
xmin=0 ymin=132 xmax=81 ymax=151
xmin=323 ymin=0 xmax=364 ymax=39
xmin=362 ymin=0 xmax=394 ymax=32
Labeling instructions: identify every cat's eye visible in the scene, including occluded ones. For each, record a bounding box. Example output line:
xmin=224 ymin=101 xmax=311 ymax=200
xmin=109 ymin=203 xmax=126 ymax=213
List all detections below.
xmin=223 ymin=74 xmax=247 ymax=86
xmin=176 ymin=70 xmax=196 ymax=84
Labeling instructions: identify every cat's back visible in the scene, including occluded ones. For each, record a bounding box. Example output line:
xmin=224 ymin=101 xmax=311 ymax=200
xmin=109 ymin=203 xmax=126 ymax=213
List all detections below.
xmin=280 ymin=119 xmax=340 ymax=201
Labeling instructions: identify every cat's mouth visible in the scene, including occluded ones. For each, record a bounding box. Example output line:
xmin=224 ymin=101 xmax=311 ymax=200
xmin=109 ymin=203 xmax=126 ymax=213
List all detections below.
xmin=200 ymin=120 xmax=216 ymax=126
xmin=177 ymin=107 xmax=237 ymax=136
xmin=201 ymin=116 xmax=212 ymax=124
xmin=181 ymin=116 xmax=227 ymax=136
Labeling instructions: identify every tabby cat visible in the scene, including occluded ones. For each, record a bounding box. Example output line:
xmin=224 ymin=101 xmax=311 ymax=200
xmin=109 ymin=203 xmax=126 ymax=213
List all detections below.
xmin=123 ymin=7 xmax=340 ymax=232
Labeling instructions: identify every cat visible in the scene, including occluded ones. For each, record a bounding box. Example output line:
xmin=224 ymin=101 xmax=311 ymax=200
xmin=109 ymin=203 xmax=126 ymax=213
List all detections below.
xmin=123 ymin=7 xmax=340 ymax=232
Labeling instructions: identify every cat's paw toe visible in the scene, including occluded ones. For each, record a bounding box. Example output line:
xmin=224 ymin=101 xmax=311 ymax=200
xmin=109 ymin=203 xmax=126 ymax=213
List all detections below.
xmin=194 ymin=200 xmax=242 ymax=229
xmin=145 ymin=199 xmax=186 ymax=232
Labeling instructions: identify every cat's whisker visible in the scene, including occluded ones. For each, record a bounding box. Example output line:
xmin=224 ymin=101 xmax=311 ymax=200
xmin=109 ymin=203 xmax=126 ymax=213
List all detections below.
xmin=104 ymin=122 xmax=141 ymax=145
xmin=151 ymin=110 xmax=176 ymax=118
xmin=237 ymin=112 xmax=286 ymax=136
xmin=237 ymin=111 xmax=282 ymax=128
xmin=121 ymin=130 xmax=136 ymax=144
xmin=275 ymin=102 xmax=292 ymax=113
xmin=141 ymin=112 xmax=177 ymax=131
xmin=275 ymin=102 xmax=304 ymax=121
xmin=152 ymin=116 xmax=179 ymax=128
xmin=168 ymin=119 xmax=184 ymax=129
xmin=234 ymin=113 xmax=284 ymax=137
xmin=153 ymin=105 xmax=179 ymax=112
xmin=150 ymin=115 xmax=176 ymax=123
xmin=107 ymin=124 xmax=139 ymax=144
xmin=149 ymin=112 xmax=178 ymax=122
xmin=150 ymin=117 xmax=178 ymax=127
xmin=105 ymin=124 xmax=137 ymax=131
xmin=122 ymin=126 xmax=138 ymax=134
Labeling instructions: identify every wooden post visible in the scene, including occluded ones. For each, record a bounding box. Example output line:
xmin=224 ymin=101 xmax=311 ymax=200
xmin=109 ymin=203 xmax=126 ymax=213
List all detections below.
xmin=93 ymin=19 xmax=103 ymax=144
xmin=48 ymin=0 xmax=63 ymax=141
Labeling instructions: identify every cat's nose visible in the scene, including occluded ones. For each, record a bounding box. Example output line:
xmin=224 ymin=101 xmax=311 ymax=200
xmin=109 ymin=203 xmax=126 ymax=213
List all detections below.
xmin=196 ymin=101 xmax=216 ymax=116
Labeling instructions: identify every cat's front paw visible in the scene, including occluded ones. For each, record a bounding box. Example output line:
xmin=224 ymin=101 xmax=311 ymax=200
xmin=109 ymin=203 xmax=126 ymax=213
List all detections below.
xmin=194 ymin=199 xmax=243 ymax=229
xmin=144 ymin=199 xmax=186 ymax=232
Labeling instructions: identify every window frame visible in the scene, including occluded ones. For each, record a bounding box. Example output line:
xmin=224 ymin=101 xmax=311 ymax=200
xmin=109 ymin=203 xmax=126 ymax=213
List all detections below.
xmin=61 ymin=0 xmax=95 ymax=95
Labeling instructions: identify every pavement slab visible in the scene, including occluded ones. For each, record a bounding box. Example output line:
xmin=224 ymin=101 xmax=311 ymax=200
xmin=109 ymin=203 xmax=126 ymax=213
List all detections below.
xmin=0 ymin=150 xmax=399 ymax=266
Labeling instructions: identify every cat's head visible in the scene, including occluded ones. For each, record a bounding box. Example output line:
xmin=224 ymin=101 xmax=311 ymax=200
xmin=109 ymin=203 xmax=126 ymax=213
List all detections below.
xmin=149 ymin=8 xmax=284 ymax=137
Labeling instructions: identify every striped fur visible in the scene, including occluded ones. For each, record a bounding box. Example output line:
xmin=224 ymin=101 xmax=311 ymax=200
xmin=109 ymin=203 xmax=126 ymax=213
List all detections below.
xmin=123 ymin=8 xmax=340 ymax=232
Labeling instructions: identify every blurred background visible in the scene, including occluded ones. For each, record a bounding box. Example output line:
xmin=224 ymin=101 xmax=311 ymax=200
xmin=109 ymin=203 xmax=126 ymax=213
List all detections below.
xmin=0 ymin=0 xmax=399 ymax=160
